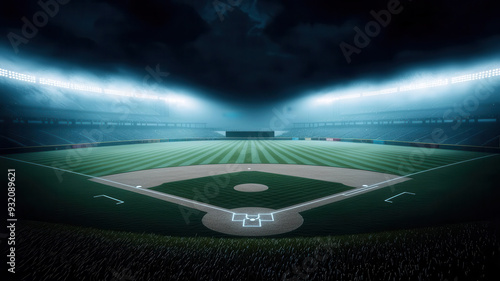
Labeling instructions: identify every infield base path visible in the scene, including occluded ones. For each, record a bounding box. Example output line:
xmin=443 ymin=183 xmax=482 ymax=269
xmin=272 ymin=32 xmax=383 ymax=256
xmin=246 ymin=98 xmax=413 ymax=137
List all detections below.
xmin=90 ymin=164 xmax=411 ymax=236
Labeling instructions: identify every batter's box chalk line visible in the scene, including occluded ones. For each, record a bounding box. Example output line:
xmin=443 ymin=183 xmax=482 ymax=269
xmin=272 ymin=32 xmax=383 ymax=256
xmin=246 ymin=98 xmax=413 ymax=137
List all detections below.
xmin=232 ymin=213 xmax=274 ymax=227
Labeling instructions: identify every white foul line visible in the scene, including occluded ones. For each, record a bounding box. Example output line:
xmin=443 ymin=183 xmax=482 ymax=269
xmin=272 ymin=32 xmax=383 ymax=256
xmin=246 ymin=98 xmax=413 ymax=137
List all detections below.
xmin=2 ymin=153 xmax=497 ymax=217
xmin=0 ymin=156 xmax=137 ymax=188
xmin=94 ymin=194 xmax=124 ymax=205
xmin=0 ymin=156 xmax=234 ymax=214
xmin=384 ymin=192 xmax=415 ymax=203
xmin=272 ymin=154 xmax=497 ymax=214
xmin=133 ymin=186 xmax=233 ymax=214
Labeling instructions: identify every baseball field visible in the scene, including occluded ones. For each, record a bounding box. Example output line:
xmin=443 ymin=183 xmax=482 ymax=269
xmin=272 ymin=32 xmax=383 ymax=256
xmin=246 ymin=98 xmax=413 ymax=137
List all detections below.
xmin=1 ymin=140 xmax=499 ymax=237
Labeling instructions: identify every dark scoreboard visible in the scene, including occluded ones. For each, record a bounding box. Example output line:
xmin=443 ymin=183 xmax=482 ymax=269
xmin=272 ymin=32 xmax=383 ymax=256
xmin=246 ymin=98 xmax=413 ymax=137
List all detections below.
xmin=226 ymin=131 xmax=275 ymax=138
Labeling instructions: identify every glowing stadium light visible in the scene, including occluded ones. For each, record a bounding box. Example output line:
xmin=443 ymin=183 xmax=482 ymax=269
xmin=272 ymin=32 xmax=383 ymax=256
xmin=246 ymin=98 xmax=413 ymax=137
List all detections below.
xmin=39 ymin=77 xmax=71 ymax=88
xmin=103 ymin=89 xmax=134 ymax=97
xmin=169 ymin=97 xmax=186 ymax=104
xmin=1 ymin=66 xmax=198 ymax=103
xmin=362 ymin=87 xmax=398 ymax=97
xmin=70 ymin=83 xmax=102 ymax=93
xmin=337 ymin=93 xmax=361 ymax=100
xmin=451 ymin=68 xmax=500 ymax=84
xmin=0 ymin=68 xmax=36 ymax=83
xmin=135 ymin=93 xmax=160 ymax=100
xmin=316 ymin=93 xmax=362 ymax=104
xmin=39 ymin=77 xmax=103 ymax=93
xmin=398 ymin=79 xmax=449 ymax=92
xmin=310 ymin=66 xmax=499 ymax=105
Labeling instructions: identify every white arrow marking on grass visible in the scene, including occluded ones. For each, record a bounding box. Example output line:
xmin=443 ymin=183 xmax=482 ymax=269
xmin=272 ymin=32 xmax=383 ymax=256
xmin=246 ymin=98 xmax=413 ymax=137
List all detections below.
xmin=384 ymin=192 xmax=415 ymax=203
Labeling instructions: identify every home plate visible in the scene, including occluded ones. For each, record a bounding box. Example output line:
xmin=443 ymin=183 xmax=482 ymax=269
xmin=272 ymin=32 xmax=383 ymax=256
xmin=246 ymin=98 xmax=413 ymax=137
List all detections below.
xmin=136 ymin=185 xmax=142 ymax=188
xmin=362 ymin=185 xmax=368 ymax=187
xmin=202 ymin=207 xmax=304 ymax=236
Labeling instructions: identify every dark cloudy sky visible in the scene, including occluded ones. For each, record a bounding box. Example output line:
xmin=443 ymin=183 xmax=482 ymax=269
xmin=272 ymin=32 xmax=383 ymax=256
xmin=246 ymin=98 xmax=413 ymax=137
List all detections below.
xmin=1 ymin=0 xmax=500 ymax=105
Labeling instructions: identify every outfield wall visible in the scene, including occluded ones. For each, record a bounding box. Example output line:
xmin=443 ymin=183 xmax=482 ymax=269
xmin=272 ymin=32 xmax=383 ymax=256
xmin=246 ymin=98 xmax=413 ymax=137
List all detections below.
xmin=1 ymin=137 xmax=499 ymax=155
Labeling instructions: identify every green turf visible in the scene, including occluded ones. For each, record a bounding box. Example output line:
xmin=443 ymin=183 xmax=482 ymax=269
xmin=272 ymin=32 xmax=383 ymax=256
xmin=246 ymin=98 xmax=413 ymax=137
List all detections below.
xmin=149 ymin=171 xmax=353 ymax=209
xmin=1 ymin=140 xmax=499 ymax=237
xmin=5 ymin=140 xmax=488 ymax=176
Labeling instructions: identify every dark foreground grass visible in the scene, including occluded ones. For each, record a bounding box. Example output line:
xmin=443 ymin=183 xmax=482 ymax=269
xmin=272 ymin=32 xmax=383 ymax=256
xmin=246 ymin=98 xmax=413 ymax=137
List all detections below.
xmin=150 ymin=171 xmax=353 ymax=209
xmin=16 ymin=220 xmax=500 ymax=281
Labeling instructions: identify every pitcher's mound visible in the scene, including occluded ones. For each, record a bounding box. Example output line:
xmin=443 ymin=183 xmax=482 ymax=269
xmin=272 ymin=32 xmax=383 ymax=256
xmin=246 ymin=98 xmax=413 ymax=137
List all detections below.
xmin=234 ymin=183 xmax=268 ymax=192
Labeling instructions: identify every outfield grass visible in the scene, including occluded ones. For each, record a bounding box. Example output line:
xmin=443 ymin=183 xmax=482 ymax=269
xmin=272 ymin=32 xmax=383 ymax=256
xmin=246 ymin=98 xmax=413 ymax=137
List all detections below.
xmin=1 ymin=140 xmax=499 ymax=237
xmin=5 ymin=140 xmax=488 ymax=176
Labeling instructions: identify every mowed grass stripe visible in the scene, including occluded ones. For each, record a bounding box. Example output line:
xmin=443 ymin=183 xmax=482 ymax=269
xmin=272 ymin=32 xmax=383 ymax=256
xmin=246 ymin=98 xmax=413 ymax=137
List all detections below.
xmin=244 ymin=141 xmax=254 ymax=163
xmin=266 ymin=141 xmax=319 ymax=165
xmin=168 ymin=141 xmax=237 ymax=167
xmin=20 ymin=142 xmax=196 ymax=173
xmin=334 ymin=144 xmax=460 ymax=172
xmin=8 ymin=146 xmax=127 ymax=165
xmin=139 ymin=144 xmax=211 ymax=168
xmin=254 ymin=141 xmax=279 ymax=163
xmin=352 ymin=142 xmax=486 ymax=170
xmin=310 ymin=142 xmax=432 ymax=173
xmin=342 ymin=144 xmax=482 ymax=171
xmin=254 ymin=141 xmax=270 ymax=164
xmin=305 ymin=142 xmax=423 ymax=171
xmin=278 ymin=141 xmax=357 ymax=167
xmin=236 ymin=141 xmax=250 ymax=163
xmin=19 ymin=144 xmax=171 ymax=175
xmin=275 ymin=142 xmax=355 ymax=168
xmin=297 ymin=143 xmax=385 ymax=171
xmin=8 ymin=140 xmax=489 ymax=178
xmin=199 ymin=141 xmax=240 ymax=165
xmin=151 ymin=141 xmax=230 ymax=167
xmin=301 ymin=142 xmax=457 ymax=173
xmin=307 ymin=143 xmax=410 ymax=172
xmin=218 ymin=141 xmax=246 ymax=163
xmin=86 ymin=141 xmax=225 ymax=174
xmin=341 ymin=144 xmax=468 ymax=170
xmin=317 ymin=141 xmax=482 ymax=166
xmin=259 ymin=141 xmax=293 ymax=164
xmin=228 ymin=141 xmax=247 ymax=163
xmin=293 ymin=142 xmax=385 ymax=171
xmin=250 ymin=141 xmax=262 ymax=163
xmin=78 ymin=145 xmax=186 ymax=174
xmin=95 ymin=141 xmax=230 ymax=175
xmin=178 ymin=141 xmax=232 ymax=166
xmin=79 ymin=142 xmax=205 ymax=175
xmin=204 ymin=141 xmax=244 ymax=164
